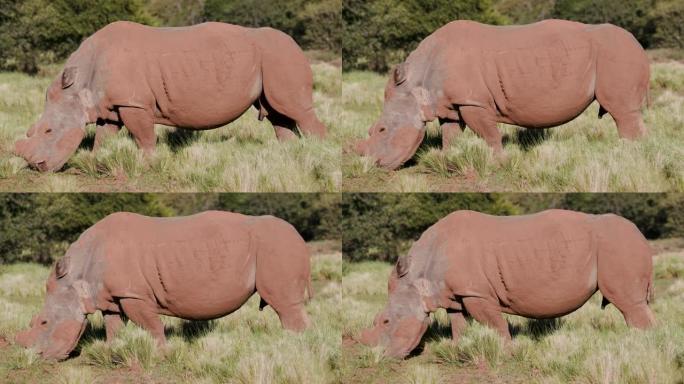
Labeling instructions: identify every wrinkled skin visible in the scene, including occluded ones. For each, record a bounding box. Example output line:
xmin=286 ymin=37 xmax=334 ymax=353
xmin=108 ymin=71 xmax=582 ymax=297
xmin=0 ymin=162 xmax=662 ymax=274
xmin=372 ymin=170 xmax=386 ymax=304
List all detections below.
xmin=359 ymin=209 xmax=656 ymax=359
xmin=14 ymin=72 xmax=87 ymax=172
xmin=15 ymin=211 xmax=313 ymax=360
xmin=15 ymin=269 xmax=87 ymax=360
xmin=14 ymin=21 xmax=326 ymax=172
xmin=355 ymin=20 xmax=650 ymax=170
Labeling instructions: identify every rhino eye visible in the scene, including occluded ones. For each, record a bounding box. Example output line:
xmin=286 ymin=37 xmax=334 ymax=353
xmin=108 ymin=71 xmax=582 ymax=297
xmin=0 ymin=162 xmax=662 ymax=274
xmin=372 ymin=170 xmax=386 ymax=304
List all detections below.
xmin=40 ymin=320 xmax=48 ymax=326
xmin=379 ymin=127 xmax=387 ymax=133
xmin=382 ymin=319 xmax=390 ymax=325
xmin=45 ymin=128 xmax=52 ymax=134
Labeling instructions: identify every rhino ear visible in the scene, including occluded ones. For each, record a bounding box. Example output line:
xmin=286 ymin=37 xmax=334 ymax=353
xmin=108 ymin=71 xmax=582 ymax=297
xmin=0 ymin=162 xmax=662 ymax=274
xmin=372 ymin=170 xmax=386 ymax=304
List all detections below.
xmin=393 ymin=63 xmax=407 ymax=86
xmin=396 ymin=256 xmax=410 ymax=278
xmin=61 ymin=67 xmax=77 ymax=89
xmin=55 ymin=257 xmax=69 ymax=279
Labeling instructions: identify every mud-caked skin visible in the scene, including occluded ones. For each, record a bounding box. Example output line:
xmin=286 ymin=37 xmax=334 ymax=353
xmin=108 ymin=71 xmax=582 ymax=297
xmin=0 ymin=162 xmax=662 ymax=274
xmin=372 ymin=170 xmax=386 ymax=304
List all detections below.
xmin=359 ymin=209 xmax=656 ymax=359
xmin=15 ymin=211 xmax=313 ymax=360
xmin=354 ymin=19 xmax=650 ymax=170
xmin=14 ymin=21 xmax=327 ymax=172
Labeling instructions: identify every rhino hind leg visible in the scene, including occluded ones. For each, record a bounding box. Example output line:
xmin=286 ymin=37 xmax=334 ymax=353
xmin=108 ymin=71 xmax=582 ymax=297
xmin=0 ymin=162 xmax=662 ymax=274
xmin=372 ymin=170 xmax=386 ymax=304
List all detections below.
xmin=256 ymin=98 xmax=298 ymax=141
xmin=119 ymin=298 xmax=166 ymax=345
xmin=462 ymin=297 xmax=511 ymax=341
xmin=459 ymin=106 xmax=503 ymax=153
xmin=119 ymin=107 xmax=157 ymax=155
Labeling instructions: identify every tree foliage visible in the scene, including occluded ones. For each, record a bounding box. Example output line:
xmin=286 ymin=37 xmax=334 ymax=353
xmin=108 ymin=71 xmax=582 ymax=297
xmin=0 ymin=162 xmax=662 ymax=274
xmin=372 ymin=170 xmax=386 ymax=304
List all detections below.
xmin=342 ymin=193 xmax=684 ymax=263
xmin=0 ymin=194 xmax=340 ymax=265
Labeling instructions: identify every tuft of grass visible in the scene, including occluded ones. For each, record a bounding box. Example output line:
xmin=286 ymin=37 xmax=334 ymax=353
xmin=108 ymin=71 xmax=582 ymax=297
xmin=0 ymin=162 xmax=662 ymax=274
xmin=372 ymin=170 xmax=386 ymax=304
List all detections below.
xmin=342 ymin=59 xmax=684 ymax=192
xmin=0 ymin=62 xmax=342 ymax=192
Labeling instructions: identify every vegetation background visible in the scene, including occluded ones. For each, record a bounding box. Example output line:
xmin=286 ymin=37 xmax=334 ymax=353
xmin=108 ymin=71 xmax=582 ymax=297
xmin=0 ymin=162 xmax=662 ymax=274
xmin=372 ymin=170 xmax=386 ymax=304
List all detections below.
xmin=1 ymin=0 xmax=341 ymax=74
xmin=0 ymin=193 xmax=340 ymax=265
xmin=343 ymin=0 xmax=683 ymax=71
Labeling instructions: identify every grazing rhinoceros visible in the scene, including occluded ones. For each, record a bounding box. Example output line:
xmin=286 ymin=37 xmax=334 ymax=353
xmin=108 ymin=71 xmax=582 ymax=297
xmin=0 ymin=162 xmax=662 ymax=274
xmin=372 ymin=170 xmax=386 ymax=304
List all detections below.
xmin=15 ymin=211 xmax=313 ymax=360
xmin=14 ymin=21 xmax=327 ymax=172
xmin=359 ymin=209 xmax=655 ymax=358
xmin=354 ymin=19 xmax=650 ymax=170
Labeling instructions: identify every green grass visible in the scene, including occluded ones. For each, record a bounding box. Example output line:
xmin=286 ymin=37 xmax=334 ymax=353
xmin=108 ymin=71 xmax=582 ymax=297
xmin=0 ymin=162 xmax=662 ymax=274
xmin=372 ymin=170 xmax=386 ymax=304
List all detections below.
xmin=0 ymin=58 xmax=342 ymax=192
xmin=340 ymin=239 xmax=684 ymax=383
xmin=342 ymin=55 xmax=684 ymax=192
xmin=0 ymin=241 xmax=342 ymax=383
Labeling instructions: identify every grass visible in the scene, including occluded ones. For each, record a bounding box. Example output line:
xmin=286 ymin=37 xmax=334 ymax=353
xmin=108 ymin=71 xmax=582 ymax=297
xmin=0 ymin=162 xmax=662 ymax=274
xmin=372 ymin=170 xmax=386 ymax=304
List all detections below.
xmin=340 ymin=239 xmax=684 ymax=383
xmin=342 ymin=54 xmax=684 ymax=192
xmin=0 ymin=55 xmax=342 ymax=192
xmin=0 ymin=241 xmax=342 ymax=384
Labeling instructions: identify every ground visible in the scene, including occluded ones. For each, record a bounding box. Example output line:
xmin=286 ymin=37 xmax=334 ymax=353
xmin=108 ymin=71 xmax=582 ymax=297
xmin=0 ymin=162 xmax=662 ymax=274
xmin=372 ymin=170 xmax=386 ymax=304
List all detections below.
xmin=0 ymin=53 xmax=342 ymax=192
xmin=340 ymin=238 xmax=684 ymax=384
xmin=0 ymin=241 xmax=341 ymax=384
xmin=342 ymin=50 xmax=684 ymax=192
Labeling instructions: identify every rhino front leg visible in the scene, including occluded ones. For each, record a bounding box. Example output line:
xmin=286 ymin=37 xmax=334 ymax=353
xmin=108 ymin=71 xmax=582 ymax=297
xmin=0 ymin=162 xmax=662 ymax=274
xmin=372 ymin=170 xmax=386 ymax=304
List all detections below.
xmin=459 ymin=106 xmax=503 ymax=153
xmin=94 ymin=121 xmax=122 ymax=151
xmin=119 ymin=107 xmax=157 ymax=155
xmin=447 ymin=309 xmax=468 ymax=342
xmin=462 ymin=297 xmax=511 ymax=341
xmin=119 ymin=298 xmax=166 ymax=346
xmin=103 ymin=312 xmax=124 ymax=343
xmin=439 ymin=118 xmax=464 ymax=150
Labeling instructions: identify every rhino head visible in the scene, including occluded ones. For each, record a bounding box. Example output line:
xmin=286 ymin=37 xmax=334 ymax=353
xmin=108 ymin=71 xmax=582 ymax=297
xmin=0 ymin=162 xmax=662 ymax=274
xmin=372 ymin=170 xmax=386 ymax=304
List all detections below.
xmin=16 ymin=256 xmax=93 ymax=360
xmin=358 ymin=257 xmax=430 ymax=359
xmin=14 ymin=66 xmax=93 ymax=172
xmin=354 ymin=62 xmax=433 ymax=170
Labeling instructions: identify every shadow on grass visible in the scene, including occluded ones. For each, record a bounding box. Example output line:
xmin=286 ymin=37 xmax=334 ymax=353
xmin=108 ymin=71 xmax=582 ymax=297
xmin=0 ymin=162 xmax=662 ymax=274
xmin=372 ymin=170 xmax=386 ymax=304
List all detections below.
xmin=510 ymin=318 xmax=563 ymax=340
xmin=503 ymin=128 xmax=550 ymax=151
xmin=405 ymin=132 xmax=442 ymax=168
xmin=78 ymin=129 xmax=96 ymax=151
xmin=174 ymin=320 xmax=216 ymax=343
xmin=166 ymin=128 xmax=200 ymax=152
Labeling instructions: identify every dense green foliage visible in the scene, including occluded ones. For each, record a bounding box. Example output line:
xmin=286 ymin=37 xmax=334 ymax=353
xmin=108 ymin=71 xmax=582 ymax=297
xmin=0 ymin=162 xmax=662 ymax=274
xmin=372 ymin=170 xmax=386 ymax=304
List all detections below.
xmin=0 ymin=194 xmax=340 ymax=264
xmin=0 ymin=0 xmax=340 ymax=74
xmin=343 ymin=0 xmax=504 ymax=71
xmin=341 ymin=193 xmax=519 ymax=262
xmin=344 ymin=0 xmax=684 ymax=71
xmin=0 ymin=0 xmax=155 ymax=74
xmin=343 ymin=193 xmax=684 ymax=262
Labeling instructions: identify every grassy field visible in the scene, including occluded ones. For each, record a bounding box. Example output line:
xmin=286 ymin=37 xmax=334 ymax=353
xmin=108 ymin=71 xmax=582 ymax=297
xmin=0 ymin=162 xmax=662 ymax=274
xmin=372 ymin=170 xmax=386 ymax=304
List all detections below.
xmin=0 ymin=56 xmax=342 ymax=192
xmin=342 ymin=52 xmax=684 ymax=192
xmin=0 ymin=241 xmax=341 ymax=384
xmin=340 ymin=238 xmax=684 ymax=384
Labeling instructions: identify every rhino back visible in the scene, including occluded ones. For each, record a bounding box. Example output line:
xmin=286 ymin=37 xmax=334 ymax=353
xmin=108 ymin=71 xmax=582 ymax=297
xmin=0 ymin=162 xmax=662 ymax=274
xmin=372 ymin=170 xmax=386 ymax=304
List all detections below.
xmin=98 ymin=211 xmax=257 ymax=320
xmin=90 ymin=22 xmax=262 ymax=128
xmin=428 ymin=20 xmax=599 ymax=127
xmin=440 ymin=210 xmax=599 ymax=317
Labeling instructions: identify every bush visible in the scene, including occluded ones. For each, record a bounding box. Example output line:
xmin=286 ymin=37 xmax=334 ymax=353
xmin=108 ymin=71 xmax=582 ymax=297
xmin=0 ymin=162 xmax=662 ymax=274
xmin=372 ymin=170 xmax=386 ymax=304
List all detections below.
xmin=341 ymin=193 xmax=518 ymax=262
xmin=0 ymin=0 xmax=155 ymax=74
xmin=343 ymin=0 xmax=505 ymax=72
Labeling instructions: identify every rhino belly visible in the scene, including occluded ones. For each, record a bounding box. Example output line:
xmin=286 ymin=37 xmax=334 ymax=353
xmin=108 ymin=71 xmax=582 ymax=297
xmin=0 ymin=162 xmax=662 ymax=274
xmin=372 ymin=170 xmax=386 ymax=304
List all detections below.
xmin=151 ymin=43 xmax=262 ymax=129
xmin=491 ymin=234 xmax=598 ymax=318
xmin=484 ymin=37 xmax=597 ymax=128
xmin=146 ymin=236 xmax=257 ymax=320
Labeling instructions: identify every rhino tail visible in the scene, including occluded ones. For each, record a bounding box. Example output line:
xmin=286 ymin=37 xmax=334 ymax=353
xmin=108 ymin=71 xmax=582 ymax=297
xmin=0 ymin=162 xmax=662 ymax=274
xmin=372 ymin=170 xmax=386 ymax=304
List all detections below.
xmin=647 ymin=276 xmax=654 ymax=304
xmin=307 ymin=275 xmax=314 ymax=302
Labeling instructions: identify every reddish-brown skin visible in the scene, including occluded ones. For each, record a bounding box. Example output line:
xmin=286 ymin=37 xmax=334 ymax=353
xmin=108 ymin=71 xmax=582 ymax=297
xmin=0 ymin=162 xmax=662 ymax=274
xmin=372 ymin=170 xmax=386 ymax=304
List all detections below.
xmin=359 ymin=209 xmax=655 ymax=359
xmin=354 ymin=19 xmax=650 ymax=170
xmin=14 ymin=21 xmax=327 ymax=172
xmin=15 ymin=211 xmax=313 ymax=360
